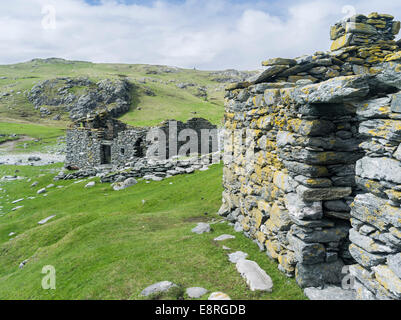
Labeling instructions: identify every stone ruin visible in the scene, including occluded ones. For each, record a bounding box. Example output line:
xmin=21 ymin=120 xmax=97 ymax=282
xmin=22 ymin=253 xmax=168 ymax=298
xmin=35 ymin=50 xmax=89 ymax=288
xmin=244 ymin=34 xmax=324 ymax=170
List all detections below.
xmin=65 ymin=111 xmax=219 ymax=170
xmin=219 ymin=13 xmax=401 ymax=300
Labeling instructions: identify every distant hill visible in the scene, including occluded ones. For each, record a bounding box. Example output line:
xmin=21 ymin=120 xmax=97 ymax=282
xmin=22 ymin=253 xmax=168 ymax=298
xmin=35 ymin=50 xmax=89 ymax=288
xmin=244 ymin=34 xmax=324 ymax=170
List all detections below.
xmin=0 ymin=58 xmax=257 ymax=128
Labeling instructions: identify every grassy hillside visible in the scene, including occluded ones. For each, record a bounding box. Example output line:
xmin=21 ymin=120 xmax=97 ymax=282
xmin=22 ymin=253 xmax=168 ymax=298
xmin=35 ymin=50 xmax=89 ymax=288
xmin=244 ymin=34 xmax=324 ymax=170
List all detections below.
xmin=0 ymin=122 xmax=65 ymax=153
xmin=0 ymin=163 xmax=305 ymax=300
xmin=0 ymin=59 xmax=233 ymax=128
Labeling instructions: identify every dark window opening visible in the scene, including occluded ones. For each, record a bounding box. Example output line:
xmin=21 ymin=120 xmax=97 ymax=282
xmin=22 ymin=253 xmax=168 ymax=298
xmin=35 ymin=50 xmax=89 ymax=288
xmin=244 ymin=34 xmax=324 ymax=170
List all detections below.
xmin=121 ymin=148 xmax=125 ymax=155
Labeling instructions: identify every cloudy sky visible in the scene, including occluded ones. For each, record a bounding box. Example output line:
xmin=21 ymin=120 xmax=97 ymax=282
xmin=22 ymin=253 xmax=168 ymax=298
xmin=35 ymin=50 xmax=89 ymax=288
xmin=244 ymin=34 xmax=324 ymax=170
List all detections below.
xmin=0 ymin=0 xmax=400 ymax=70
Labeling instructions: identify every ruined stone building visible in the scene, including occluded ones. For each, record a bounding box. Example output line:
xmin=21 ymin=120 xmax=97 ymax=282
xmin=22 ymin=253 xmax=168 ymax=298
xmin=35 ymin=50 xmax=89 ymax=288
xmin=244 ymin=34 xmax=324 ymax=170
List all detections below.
xmin=220 ymin=13 xmax=401 ymax=299
xmin=65 ymin=111 xmax=219 ymax=169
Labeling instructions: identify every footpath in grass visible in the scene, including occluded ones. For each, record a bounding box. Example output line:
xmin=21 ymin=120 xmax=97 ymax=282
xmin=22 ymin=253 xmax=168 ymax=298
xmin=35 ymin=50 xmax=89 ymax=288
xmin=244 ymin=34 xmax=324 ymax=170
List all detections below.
xmin=0 ymin=163 xmax=306 ymax=300
xmin=0 ymin=122 xmax=65 ymax=153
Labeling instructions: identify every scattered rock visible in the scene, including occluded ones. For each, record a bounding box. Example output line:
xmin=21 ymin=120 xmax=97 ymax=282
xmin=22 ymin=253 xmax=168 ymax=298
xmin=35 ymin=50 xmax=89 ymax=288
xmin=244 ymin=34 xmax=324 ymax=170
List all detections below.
xmin=19 ymin=259 xmax=28 ymax=269
xmin=235 ymin=260 xmax=273 ymax=292
xmin=112 ymin=178 xmax=137 ymax=191
xmin=228 ymin=251 xmax=249 ymax=263
xmin=38 ymin=215 xmax=56 ymax=225
xmin=140 ymin=281 xmax=178 ymax=297
xmin=214 ymin=234 xmax=235 ymax=241
xmin=85 ymin=181 xmax=96 ymax=188
xmin=191 ymin=223 xmax=211 ymax=234
xmin=186 ymin=287 xmax=208 ymax=298
xmin=37 ymin=188 xmax=46 ymax=194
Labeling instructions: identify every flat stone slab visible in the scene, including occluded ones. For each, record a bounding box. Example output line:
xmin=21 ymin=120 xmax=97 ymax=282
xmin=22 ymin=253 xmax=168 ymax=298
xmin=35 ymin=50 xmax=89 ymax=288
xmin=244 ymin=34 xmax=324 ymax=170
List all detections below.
xmin=228 ymin=251 xmax=248 ymax=263
xmin=214 ymin=234 xmax=235 ymax=241
xmin=186 ymin=287 xmax=208 ymax=298
xmin=191 ymin=223 xmax=211 ymax=234
xmin=304 ymin=286 xmax=357 ymax=300
xmin=236 ymin=260 xmax=273 ymax=292
xmin=208 ymin=292 xmax=231 ymax=300
xmin=38 ymin=215 xmax=56 ymax=225
xmin=141 ymin=281 xmax=177 ymax=297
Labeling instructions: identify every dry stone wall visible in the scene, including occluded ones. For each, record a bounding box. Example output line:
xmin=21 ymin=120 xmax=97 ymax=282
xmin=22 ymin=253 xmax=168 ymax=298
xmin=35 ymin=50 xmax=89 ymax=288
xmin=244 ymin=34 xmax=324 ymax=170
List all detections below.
xmin=220 ymin=12 xmax=401 ymax=299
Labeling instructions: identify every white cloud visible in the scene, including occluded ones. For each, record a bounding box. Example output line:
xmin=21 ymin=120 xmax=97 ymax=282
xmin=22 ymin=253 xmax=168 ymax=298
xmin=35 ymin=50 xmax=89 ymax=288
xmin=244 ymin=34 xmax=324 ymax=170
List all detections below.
xmin=0 ymin=0 xmax=400 ymax=70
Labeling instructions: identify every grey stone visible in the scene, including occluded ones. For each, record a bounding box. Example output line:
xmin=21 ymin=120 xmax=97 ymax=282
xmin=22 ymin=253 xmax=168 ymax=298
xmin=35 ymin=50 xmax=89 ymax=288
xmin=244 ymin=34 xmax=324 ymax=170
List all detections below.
xmin=349 ymin=243 xmax=386 ymax=268
xmin=387 ymin=253 xmax=401 ymax=278
xmin=394 ymin=144 xmax=401 ymax=161
xmin=353 ymin=279 xmax=378 ymax=300
xmin=285 ymin=193 xmax=323 ymax=220
xmin=112 ymin=177 xmax=137 ymax=191
xmin=249 ymin=65 xmax=289 ymax=84
xmin=359 ymin=120 xmax=401 ymax=142
xmin=376 ymin=62 xmax=401 ymax=90
xmin=323 ymin=200 xmax=350 ymax=212
xmin=228 ymin=251 xmax=249 ymax=263
xmin=37 ymin=188 xmax=46 ymax=194
xmin=391 ymin=92 xmax=401 ymax=113
xmin=186 ymin=287 xmax=208 ymax=298
xmin=297 ymin=185 xmax=352 ymax=201
xmin=85 ymin=181 xmax=96 ymax=188
xmin=290 ymin=224 xmax=348 ymax=244
xmin=38 ymin=215 xmax=56 ymax=225
xmin=372 ymin=265 xmax=401 ymax=298
xmin=287 ymin=233 xmax=326 ymax=264
xmin=304 ymin=286 xmax=356 ymax=300
xmin=19 ymin=259 xmax=28 ymax=269
xmin=141 ymin=281 xmax=178 ymax=297
xmin=235 ymin=260 xmax=273 ymax=292
xmin=294 ymin=175 xmax=332 ymax=188
xmin=291 ymin=75 xmax=370 ymax=105
xmin=191 ymin=223 xmax=211 ymax=234
xmin=295 ymin=260 xmax=344 ymax=288
xmin=351 ymin=193 xmax=401 ymax=230
xmin=234 ymin=222 xmax=243 ymax=232
xmin=283 ymin=161 xmax=329 ymax=178
xmin=262 ymin=58 xmax=297 ymax=66
xmin=356 ymin=97 xmax=392 ymax=119
xmin=349 ymin=229 xmax=394 ymax=254
xmin=214 ymin=234 xmax=235 ymax=241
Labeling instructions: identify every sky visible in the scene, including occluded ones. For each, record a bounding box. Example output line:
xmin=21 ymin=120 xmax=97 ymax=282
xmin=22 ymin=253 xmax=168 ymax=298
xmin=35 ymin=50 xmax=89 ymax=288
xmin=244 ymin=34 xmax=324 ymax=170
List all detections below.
xmin=0 ymin=0 xmax=400 ymax=70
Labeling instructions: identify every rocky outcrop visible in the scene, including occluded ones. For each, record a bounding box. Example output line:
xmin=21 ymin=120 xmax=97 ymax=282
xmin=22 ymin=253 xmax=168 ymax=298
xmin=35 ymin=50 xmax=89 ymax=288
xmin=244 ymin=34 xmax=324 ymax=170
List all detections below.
xmin=220 ymin=12 xmax=401 ymax=300
xmin=28 ymin=77 xmax=133 ymax=120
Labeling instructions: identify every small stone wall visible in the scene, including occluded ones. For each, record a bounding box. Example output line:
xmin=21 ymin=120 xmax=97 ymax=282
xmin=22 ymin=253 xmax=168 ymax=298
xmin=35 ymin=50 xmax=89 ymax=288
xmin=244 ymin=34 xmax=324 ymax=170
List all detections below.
xmin=220 ymin=13 xmax=401 ymax=299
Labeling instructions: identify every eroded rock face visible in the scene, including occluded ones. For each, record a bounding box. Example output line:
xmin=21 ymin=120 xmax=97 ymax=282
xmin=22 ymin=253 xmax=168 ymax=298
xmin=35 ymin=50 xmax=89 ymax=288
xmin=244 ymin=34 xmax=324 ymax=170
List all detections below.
xmin=28 ymin=77 xmax=132 ymax=120
xmin=221 ymin=12 xmax=401 ymax=300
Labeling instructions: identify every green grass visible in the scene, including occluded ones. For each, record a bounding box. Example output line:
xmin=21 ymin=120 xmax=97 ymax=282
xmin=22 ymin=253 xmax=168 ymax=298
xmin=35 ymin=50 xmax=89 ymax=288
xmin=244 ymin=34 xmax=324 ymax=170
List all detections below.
xmin=0 ymin=122 xmax=65 ymax=153
xmin=0 ymin=163 xmax=306 ymax=300
xmin=0 ymin=59 xmax=227 ymax=128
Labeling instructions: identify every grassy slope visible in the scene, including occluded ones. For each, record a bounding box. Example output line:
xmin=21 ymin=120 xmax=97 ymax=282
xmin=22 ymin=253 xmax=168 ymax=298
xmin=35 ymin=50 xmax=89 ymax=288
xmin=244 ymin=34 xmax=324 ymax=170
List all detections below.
xmin=0 ymin=122 xmax=65 ymax=153
xmin=0 ymin=60 xmax=226 ymax=128
xmin=0 ymin=163 xmax=306 ymax=300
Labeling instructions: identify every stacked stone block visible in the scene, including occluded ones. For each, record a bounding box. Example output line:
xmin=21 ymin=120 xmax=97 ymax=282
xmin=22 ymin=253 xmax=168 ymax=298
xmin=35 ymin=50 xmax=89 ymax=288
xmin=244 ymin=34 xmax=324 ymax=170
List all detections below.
xmin=220 ymin=13 xmax=401 ymax=299
xmin=348 ymin=80 xmax=401 ymax=300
